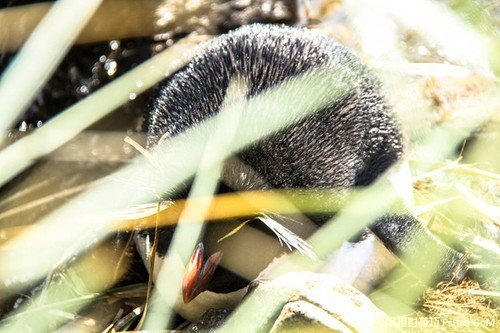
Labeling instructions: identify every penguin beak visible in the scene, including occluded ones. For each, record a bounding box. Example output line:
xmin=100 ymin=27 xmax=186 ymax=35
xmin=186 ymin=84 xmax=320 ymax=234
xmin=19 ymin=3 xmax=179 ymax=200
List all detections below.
xmin=182 ymin=243 xmax=223 ymax=303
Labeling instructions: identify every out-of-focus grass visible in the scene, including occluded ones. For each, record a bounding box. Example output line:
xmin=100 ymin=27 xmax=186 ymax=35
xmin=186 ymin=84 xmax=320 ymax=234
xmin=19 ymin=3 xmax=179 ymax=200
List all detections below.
xmin=0 ymin=35 xmax=205 ymax=188
xmin=0 ymin=242 xmax=131 ymax=332
xmin=0 ymin=63 xmax=354 ymax=330
xmin=0 ymin=0 xmax=103 ymax=142
xmin=142 ymin=76 xmax=249 ymax=329
xmin=445 ymin=0 xmax=500 ymax=74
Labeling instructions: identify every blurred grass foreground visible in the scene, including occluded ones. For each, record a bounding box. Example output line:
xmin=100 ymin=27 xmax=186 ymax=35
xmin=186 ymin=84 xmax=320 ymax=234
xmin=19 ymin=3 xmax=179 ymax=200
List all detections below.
xmin=0 ymin=0 xmax=499 ymax=332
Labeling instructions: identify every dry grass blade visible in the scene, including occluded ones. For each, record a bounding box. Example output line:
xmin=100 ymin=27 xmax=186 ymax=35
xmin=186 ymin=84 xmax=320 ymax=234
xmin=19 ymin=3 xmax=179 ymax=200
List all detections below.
xmin=124 ymin=136 xmax=159 ymax=169
xmin=0 ymin=179 xmax=103 ymax=222
xmin=455 ymin=183 xmax=499 ymax=225
xmin=418 ymin=279 xmax=499 ymax=332
xmin=135 ymin=201 xmax=162 ymax=330
xmin=454 ymin=165 xmax=500 ymax=181
xmin=0 ymin=177 xmax=54 ymax=208
xmin=218 ymin=220 xmax=251 ymax=243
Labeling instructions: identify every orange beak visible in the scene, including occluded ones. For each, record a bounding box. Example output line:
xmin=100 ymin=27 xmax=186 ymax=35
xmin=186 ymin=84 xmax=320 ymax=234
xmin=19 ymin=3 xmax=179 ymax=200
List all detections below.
xmin=182 ymin=243 xmax=223 ymax=303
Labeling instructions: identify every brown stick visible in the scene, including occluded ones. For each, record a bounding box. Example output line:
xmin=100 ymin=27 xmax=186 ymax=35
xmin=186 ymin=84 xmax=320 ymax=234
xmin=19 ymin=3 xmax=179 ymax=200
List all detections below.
xmin=0 ymin=0 xmax=164 ymax=53
xmin=113 ymin=190 xmax=346 ymax=231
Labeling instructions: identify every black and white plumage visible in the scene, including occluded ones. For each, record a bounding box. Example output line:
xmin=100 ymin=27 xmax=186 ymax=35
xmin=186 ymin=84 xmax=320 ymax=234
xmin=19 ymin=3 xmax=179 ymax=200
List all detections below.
xmin=141 ymin=24 xmax=467 ymax=299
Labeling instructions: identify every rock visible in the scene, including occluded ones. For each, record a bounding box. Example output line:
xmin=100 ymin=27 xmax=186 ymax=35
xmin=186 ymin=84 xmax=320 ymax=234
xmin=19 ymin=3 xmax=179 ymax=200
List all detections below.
xmin=178 ymin=272 xmax=392 ymax=332
xmin=251 ymin=272 xmax=390 ymax=332
xmin=271 ymin=300 xmax=355 ymax=332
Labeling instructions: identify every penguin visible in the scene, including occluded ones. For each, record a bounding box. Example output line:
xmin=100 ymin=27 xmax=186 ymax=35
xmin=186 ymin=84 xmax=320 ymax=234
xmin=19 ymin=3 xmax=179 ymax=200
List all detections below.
xmin=137 ymin=24 xmax=468 ymax=309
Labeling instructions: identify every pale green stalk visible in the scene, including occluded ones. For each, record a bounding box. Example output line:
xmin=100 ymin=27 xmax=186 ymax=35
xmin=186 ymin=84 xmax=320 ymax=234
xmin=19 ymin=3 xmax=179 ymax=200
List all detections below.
xmin=0 ymin=0 xmax=103 ymax=142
